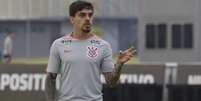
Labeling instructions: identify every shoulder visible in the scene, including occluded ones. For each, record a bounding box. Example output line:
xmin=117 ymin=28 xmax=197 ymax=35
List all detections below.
xmin=51 ymin=38 xmax=62 ymax=46
xmin=52 ymin=34 xmax=72 ymax=46
xmin=91 ymin=36 xmax=113 ymax=55
xmin=90 ymin=35 xmax=111 ymax=47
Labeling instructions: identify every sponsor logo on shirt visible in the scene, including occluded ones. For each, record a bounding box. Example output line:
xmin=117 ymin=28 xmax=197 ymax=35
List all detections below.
xmin=61 ymin=40 xmax=72 ymax=45
xmin=90 ymin=40 xmax=100 ymax=45
xmin=87 ymin=46 xmax=98 ymax=59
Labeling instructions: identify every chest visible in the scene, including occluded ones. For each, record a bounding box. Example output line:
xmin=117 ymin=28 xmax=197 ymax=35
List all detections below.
xmin=58 ymin=42 xmax=103 ymax=64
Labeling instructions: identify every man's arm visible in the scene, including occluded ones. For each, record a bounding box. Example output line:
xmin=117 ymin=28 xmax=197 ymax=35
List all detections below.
xmin=45 ymin=73 xmax=57 ymax=101
xmin=103 ymin=63 xmax=123 ymax=87
xmin=104 ymin=47 xmax=135 ymax=87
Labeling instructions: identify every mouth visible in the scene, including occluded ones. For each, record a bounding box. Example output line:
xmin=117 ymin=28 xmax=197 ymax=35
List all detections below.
xmin=84 ymin=24 xmax=91 ymax=28
xmin=82 ymin=24 xmax=91 ymax=33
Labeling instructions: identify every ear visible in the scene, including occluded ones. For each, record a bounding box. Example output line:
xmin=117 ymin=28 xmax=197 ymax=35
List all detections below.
xmin=69 ymin=17 xmax=74 ymax=24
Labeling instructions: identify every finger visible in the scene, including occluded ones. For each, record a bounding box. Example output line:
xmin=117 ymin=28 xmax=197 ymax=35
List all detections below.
xmin=126 ymin=57 xmax=131 ymax=61
xmin=119 ymin=50 xmax=123 ymax=54
xmin=119 ymin=50 xmax=124 ymax=56
xmin=126 ymin=49 xmax=136 ymax=55
xmin=133 ymin=50 xmax=137 ymax=54
xmin=129 ymin=49 xmax=137 ymax=55
xmin=127 ymin=47 xmax=135 ymax=52
xmin=129 ymin=53 xmax=134 ymax=57
xmin=127 ymin=53 xmax=134 ymax=58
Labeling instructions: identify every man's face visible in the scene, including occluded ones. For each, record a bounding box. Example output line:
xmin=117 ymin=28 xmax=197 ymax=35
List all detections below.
xmin=70 ymin=9 xmax=93 ymax=33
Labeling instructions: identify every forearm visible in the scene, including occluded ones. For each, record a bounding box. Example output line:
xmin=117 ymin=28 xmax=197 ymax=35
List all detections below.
xmin=45 ymin=74 xmax=57 ymax=101
xmin=105 ymin=47 xmax=135 ymax=86
xmin=105 ymin=63 xmax=124 ymax=87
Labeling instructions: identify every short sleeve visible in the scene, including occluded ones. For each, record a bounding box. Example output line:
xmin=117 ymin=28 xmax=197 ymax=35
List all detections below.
xmin=101 ymin=43 xmax=114 ymax=73
xmin=46 ymin=41 xmax=61 ymax=73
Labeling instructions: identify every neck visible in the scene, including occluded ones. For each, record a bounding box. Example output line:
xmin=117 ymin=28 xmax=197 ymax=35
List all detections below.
xmin=72 ymin=30 xmax=92 ymax=40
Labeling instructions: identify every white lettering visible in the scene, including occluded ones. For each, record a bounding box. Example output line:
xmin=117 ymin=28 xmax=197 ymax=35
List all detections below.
xmin=0 ymin=74 xmax=10 ymax=90
xmin=10 ymin=74 xmax=20 ymax=91
xmin=28 ymin=74 xmax=33 ymax=91
xmin=19 ymin=74 xmax=28 ymax=91
xmin=100 ymin=75 xmax=106 ymax=84
xmin=33 ymin=74 xmax=42 ymax=91
xmin=0 ymin=73 xmax=156 ymax=91
xmin=142 ymin=74 xmax=154 ymax=84
xmin=119 ymin=75 xmax=126 ymax=84
xmin=0 ymin=73 xmax=46 ymax=91
xmin=188 ymin=75 xmax=201 ymax=85
xmin=41 ymin=74 xmax=46 ymax=91
xmin=101 ymin=74 xmax=155 ymax=84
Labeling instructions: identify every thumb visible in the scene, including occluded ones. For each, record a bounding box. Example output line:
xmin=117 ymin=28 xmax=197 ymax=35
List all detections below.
xmin=118 ymin=50 xmax=123 ymax=58
xmin=119 ymin=50 xmax=123 ymax=55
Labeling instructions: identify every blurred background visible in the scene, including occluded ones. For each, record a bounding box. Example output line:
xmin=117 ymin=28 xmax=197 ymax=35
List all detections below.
xmin=0 ymin=0 xmax=201 ymax=101
xmin=0 ymin=0 xmax=138 ymax=62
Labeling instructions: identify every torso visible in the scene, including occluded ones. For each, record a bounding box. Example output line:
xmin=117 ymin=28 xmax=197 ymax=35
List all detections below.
xmin=55 ymin=34 xmax=110 ymax=101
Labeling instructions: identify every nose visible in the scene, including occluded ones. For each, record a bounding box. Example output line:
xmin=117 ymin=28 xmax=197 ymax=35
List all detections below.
xmin=86 ymin=15 xmax=90 ymax=20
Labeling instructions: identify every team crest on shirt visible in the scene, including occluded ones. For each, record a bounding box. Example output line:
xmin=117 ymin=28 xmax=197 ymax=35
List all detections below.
xmin=87 ymin=46 xmax=98 ymax=59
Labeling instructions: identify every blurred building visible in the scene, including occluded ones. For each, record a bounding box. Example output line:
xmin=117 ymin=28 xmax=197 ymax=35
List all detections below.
xmin=138 ymin=0 xmax=201 ymax=63
xmin=0 ymin=0 xmax=138 ymax=57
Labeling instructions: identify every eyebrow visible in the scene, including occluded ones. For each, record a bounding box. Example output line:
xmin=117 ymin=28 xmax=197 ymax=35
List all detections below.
xmin=79 ymin=12 xmax=93 ymax=14
xmin=78 ymin=12 xmax=93 ymax=17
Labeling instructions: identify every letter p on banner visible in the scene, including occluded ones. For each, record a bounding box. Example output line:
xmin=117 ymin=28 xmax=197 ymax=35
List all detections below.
xmin=0 ymin=74 xmax=10 ymax=90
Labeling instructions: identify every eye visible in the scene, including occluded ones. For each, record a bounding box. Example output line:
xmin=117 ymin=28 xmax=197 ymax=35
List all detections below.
xmin=88 ymin=13 xmax=93 ymax=18
xmin=79 ymin=13 xmax=86 ymax=18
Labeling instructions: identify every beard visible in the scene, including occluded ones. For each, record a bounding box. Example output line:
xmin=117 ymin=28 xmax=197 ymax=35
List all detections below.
xmin=82 ymin=25 xmax=91 ymax=33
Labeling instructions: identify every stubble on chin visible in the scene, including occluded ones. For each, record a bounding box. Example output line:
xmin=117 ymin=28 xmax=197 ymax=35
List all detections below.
xmin=82 ymin=27 xmax=91 ymax=33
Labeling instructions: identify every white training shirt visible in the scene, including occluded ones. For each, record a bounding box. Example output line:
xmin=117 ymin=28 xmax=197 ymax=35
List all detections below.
xmin=3 ymin=36 xmax=12 ymax=55
xmin=47 ymin=34 xmax=114 ymax=101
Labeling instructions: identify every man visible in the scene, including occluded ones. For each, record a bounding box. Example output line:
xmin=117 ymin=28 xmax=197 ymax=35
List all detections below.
xmin=45 ymin=1 xmax=135 ymax=101
xmin=3 ymin=31 xmax=14 ymax=63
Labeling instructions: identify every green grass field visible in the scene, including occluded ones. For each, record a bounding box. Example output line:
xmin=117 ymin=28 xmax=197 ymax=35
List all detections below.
xmin=12 ymin=57 xmax=48 ymax=64
xmin=10 ymin=55 xmax=139 ymax=64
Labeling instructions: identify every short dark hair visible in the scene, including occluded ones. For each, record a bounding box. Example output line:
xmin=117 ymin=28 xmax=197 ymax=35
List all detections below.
xmin=69 ymin=0 xmax=94 ymax=17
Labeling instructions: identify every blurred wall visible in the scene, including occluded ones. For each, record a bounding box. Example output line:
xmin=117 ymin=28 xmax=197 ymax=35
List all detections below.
xmin=0 ymin=0 xmax=139 ymax=57
xmin=0 ymin=0 xmax=139 ymax=19
xmin=0 ymin=21 xmax=60 ymax=57
xmin=138 ymin=0 xmax=201 ymax=63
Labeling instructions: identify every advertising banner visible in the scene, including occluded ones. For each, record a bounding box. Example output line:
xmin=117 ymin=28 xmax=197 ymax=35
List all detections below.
xmin=0 ymin=64 xmax=165 ymax=101
xmin=176 ymin=64 xmax=201 ymax=85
